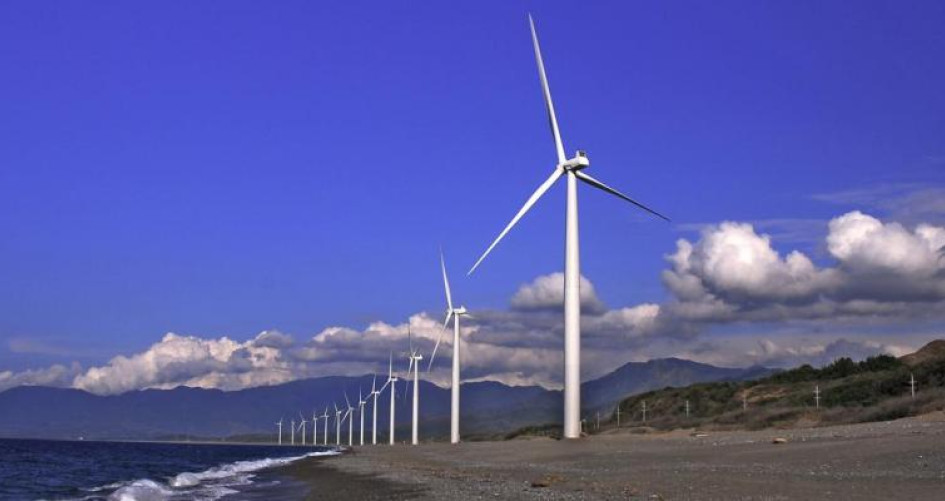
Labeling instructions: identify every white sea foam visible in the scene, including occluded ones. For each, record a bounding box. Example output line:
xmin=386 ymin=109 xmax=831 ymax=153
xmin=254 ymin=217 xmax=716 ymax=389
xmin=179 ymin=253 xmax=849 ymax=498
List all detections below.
xmin=90 ymin=449 xmax=340 ymax=501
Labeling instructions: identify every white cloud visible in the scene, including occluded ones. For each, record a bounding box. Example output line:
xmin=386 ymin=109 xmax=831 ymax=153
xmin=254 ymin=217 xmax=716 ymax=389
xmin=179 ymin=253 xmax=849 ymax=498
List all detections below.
xmin=0 ymin=363 xmax=81 ymax=393
xmin=3 ymin=211 xmax=944 ymax=396
xmin=510 ymin=272 xmax=605 ymax=313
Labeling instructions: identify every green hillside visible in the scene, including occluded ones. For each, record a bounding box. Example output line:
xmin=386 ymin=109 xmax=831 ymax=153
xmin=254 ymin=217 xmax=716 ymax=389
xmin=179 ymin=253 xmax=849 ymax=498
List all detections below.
xmin=602 ymin=340 xmax=945 ymax=433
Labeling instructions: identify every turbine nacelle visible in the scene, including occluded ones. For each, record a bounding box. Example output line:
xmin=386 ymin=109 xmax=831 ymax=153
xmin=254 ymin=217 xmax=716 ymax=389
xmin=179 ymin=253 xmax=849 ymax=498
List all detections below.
xmin=559 ymin=150 xmax=589 ymax=171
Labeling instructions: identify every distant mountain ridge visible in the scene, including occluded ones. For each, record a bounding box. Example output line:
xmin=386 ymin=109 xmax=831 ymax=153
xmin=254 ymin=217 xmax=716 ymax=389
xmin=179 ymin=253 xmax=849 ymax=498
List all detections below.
xmin=0 ymin=358 xmax=772 ymax=441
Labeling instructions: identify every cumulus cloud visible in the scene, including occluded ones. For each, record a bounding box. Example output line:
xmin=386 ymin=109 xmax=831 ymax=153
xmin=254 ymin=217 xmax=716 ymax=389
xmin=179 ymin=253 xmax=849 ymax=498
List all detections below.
xmin=663 ymin=211 xmax=945 ymax=324
xmin=510 ymin=273 xmax=605 ymax=313
xmin=0 ymin=363 xmax=81 ymax=393
xmin=3 ymin=211 xmax=944 ymax=396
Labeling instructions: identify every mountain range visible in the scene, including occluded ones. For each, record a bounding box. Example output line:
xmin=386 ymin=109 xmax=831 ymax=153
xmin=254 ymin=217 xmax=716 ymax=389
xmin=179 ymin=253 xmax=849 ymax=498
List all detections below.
xmin=0 ymin=358 xmax=772 ymax=441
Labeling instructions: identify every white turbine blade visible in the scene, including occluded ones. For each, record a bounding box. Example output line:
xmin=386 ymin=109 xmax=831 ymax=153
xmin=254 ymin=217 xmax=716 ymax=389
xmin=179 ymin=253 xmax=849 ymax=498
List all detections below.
xmin=574 ymin=170 xmax=670 ymax=222
xmin=371 ymin=373 xmax=377 ymax=393
xmin=528 ymin=14 xmax=566 ymax=164
xmin=344 ymin=392 xmax=351 ymax=409
xmin=379 ymin=380 xmax=390 ymax=393
xmin=468 ymin=167 xmax=564 ymax=275
xmin=440 ymin=249 xmax=453 ymax=311
xmin=427 ymin=312 xmax=453 ymax=372
xmin=388 ymin=352 xmax=393 ymax=378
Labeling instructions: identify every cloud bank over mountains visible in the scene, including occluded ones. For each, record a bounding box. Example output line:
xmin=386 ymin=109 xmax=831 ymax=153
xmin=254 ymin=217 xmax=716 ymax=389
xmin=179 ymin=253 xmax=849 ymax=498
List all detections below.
xmin=2 ymin=210 xmax=942 ymax=395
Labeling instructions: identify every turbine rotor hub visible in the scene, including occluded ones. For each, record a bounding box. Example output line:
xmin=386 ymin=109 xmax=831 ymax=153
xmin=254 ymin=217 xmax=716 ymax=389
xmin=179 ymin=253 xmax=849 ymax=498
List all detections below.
xmin=560 ymin=150 xmax=589 ymax=171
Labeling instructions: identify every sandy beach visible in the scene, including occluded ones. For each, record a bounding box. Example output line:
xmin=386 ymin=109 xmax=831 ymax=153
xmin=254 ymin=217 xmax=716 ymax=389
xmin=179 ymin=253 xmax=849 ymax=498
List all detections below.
xmin=277 ymin=413 xmax=945 ymax=500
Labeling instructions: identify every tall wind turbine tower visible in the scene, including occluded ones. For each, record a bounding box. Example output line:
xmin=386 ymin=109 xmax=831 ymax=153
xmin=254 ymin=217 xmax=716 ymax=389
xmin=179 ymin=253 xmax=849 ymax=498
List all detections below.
xmin=429 ymin=249 xmax=469 ymax=444
xmin=298 ymin=413 xmax=307 ymax=445
xmin=276 ymin=418 xmax=283 ymax=445
xmin=383 ymin=352 xmax=399 ymax=445
xmin=291 ymin=418 xmax=296 ymax=445
xmin=371 ymin=375 xmax=380 ymax=445
xmin=358 ymin=387 xmax=367 ymax=446
xmin=321 ymin=406 xmax=330 ymax=446
xmin=407 ymin=330 xmax=423 ymax=445
xmin=344 ymin=392 xmax=354 ymax=447
xmin=334 ymin=403 xmax=343 ymax=446
xmin=467 ymin=14 xmax=668 ymax=439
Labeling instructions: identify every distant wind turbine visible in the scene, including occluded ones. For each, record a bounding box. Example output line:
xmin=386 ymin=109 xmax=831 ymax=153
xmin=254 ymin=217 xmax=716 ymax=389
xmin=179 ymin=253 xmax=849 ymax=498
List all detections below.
xmin=334 ymin=403 xmax=343 ymax=446
xmin=298 ymin=412 xmax=307 ymax=445
xmin=467 ymin=14 xmax=668 ymax=440
xmin=380 ymin=352 xmax=399 ymax=445
xmin=429 ymin=249 xmax=469 ymax=444
xmin=910 ymin=373 xmax=917 ymax=399
xmin=344 ymin=392 xmax=354 ymax=447
xmin=276 ymin=418 xmax=283 ymax=445
xmin=371 ymin=374 xmax=380 ymax=445
xmin=321 ymin=406 xmax=330 ymax=446
xmin=406 ymin=329 xmax=423 ymax=445
xmin=291 ymin=418 xmax=296 ymax=445
xmin=358 ymin=387 xmax=367 ymax=446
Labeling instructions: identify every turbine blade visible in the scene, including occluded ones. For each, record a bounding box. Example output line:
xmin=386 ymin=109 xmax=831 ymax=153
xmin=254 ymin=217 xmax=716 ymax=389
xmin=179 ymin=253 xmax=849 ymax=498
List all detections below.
xmin=574 ymin=170 xmax=670 ymax=222
xmin=468 ymin=167 xmax=563 ymax=275
xmin=388 ymin=352 xmax=393 ymax=378
xmin=372 ymin=373 xmax=377 ymax=393
xmin=528 ymin=13 xmax=566 ymax=164
xmin=440 ymin=248 xmax=453 ymax=311
xmin=427 ymin=314 xmax=452 ymax=372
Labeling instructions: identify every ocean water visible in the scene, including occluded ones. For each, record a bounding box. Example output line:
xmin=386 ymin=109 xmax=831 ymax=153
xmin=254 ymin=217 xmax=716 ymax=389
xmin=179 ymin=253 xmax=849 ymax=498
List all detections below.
xmin=0 ymin=438 xmax=337 ymax=500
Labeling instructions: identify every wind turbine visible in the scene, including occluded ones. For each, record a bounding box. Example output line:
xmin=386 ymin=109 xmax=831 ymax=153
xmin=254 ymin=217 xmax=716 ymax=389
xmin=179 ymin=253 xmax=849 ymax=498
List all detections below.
xmin=344 ymin=392 xmax=355 ymax=447
xmin=383 ymin=352 xmax=399 ymax=445
xmin=276 ymin=418 xmax=283 ymax=445
xmin=334 ymin=403 xmax=343 ymax=446
xmin=467 ymin=14 xmax=669 ymax=440
xmin=371 ymin=374 xmax=380 ymax=445
xmin=358 ymin=387 xmax=368 ymax=446
xmin=429 ymin=249 xmax=469 ymax=444
xmin=298 ymin=412 xmax=307 ymax=446
xmin=291 ymin=418 xmax=296 ymax=445
xmin=321 ymin=406 xmax=330 ymax=446
xmin=406 ymin=329 xmax=423 ymax=445
xmin=312 ymin=410 xmax=319 ymax=445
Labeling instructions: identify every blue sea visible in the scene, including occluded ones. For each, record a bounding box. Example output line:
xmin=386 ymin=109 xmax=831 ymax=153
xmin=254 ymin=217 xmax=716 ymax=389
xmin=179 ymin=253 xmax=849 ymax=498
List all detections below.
xmin=0 ymin=439 xmax=337 ymax=500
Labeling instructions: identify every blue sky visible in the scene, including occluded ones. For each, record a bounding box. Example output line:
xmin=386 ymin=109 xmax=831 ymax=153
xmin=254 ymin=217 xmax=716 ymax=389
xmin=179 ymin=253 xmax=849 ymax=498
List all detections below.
xmin=1 ymin=1 xmax=944 ymax=385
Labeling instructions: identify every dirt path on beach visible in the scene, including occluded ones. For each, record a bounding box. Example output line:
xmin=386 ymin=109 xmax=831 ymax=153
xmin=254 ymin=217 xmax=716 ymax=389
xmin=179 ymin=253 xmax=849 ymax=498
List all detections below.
xmin=290 ymin=414 xmax=945 ymax=500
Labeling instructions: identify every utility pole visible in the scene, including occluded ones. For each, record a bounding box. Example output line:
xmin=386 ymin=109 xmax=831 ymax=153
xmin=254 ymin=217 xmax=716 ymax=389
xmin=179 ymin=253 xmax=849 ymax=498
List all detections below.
xmin=685 ymin=400 xmax=690 ymax=418
xmin=642 ymin=401 xmax=647 ymax=423
xmin=910 ymin=373 xmax=916 ymax=399
xmin=814 ymin=385 xmax=821 ymax=409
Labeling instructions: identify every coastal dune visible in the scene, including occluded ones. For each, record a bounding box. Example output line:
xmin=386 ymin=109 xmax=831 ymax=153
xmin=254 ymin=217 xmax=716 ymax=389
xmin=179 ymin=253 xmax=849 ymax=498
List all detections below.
xmin=284 ymin=413 xmax=945 ymax=500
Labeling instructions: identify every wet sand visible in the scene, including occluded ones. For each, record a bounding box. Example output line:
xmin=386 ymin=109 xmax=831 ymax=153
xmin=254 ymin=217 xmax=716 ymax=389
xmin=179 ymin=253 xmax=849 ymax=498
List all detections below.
xmin=278 ymin=414 xmax=945 ymax=499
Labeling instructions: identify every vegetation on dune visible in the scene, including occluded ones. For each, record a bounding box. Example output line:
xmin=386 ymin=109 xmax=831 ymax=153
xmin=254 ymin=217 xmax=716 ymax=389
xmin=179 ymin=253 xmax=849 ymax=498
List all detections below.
xmin=601 ymin=350 xmax=945 ymax=433
xmin=507 ymin=341 xmax=945 ymax=439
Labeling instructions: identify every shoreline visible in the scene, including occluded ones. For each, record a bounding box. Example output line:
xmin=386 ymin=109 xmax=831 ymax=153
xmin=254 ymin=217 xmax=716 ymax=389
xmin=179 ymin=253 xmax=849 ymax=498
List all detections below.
xmin=266 ymin=413 xmax=945 ymax=499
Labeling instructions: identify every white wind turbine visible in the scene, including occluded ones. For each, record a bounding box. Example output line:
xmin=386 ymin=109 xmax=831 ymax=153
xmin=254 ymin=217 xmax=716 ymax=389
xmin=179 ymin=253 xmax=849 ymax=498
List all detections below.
xmin=312 ymin=410 xmax=319 ymax=445
xmin=276 ymin=418 xmax=283 ymax=445
xmin=358 ymin=387 xmax=368 ymax=446
xmin=405 ymin=329 xmax=423 ymax=446
xmin=467 ymin=14 xmax=669 ymax=439
xmin=321 ymin=406 xmax=330 ymax=446
xmin=298 ymin=412 xmax=307 ymax=446
xmin=429 ymin=249 xmax=469 ymax=444
xmin=370 ymin=374 xmax=380 ymax=445
xmin=381 ymin=352 xmax=399 ymax=445
xmin=344 ymin=392 xmax=355 ymax=447
xmin=334 ymin=403 xmax=343 ymax=446
xmin=290 ymin=418 xmax=296 ymax=445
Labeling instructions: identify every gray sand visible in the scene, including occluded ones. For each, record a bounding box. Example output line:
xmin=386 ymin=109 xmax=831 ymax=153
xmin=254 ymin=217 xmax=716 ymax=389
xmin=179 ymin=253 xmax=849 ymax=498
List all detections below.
xmin=287 ymin=413 xmax=945 ymax=500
